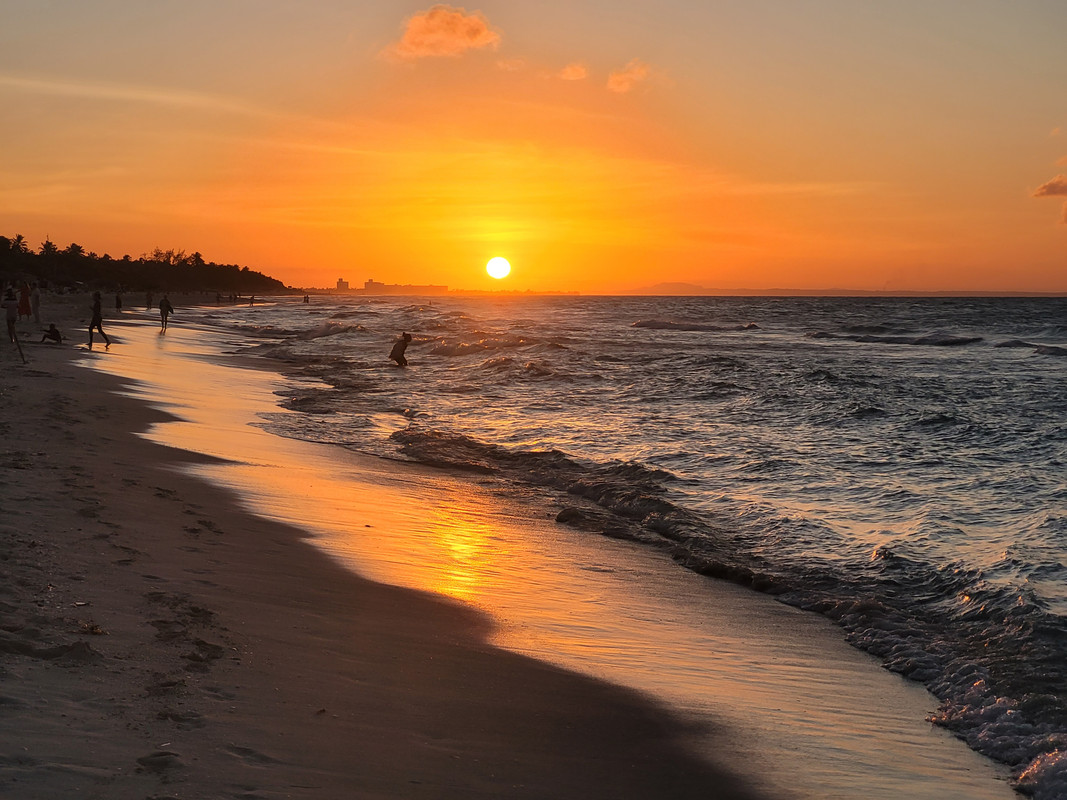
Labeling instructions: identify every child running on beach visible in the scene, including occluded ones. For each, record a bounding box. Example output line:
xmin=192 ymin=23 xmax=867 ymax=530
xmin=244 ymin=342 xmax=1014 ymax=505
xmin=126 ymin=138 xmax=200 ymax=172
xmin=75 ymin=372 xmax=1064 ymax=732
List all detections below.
xmin=88 ymin=290 xmax=111 ymax=349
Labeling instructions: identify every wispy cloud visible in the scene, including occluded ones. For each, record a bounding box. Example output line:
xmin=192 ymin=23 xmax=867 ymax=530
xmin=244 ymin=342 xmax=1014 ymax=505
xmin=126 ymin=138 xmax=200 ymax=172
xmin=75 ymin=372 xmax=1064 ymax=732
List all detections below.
xmin=385 ymin=5 xmax=500 ymax=61
xmin=1033 ymin=174 xmax=1067 ymax=223
xmin=606 ymin=59 xmax=650 ymax=94
xmin=558 ymin=63 xmax=588 ymax=81
xmin=1034 ymin=175 xmax=1067 ymax=197
xmin=0 ymin=74 xmax=269 ymax=117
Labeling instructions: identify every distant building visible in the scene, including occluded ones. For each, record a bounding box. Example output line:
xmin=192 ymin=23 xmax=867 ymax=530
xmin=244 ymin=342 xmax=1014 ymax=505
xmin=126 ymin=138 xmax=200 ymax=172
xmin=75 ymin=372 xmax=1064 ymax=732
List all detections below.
xmin=336 ymin=278 xmax=349 ymax=290
xmin=360 ymin=279 xmax=448 ymax=296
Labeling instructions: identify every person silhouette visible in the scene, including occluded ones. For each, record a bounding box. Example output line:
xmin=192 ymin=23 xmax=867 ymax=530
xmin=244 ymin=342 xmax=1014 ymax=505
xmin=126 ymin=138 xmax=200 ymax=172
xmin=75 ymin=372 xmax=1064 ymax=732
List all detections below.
xmin=159 ymin=294 xmax=174 ymax=332
xmin=88 ymin=290 xmax=110 ymax=349
xmin=2 ymin=288 xmax=18 ymax=343
xmin=17 ymin=283 xmax=31 ymax=321
xmin=389 ymin=332 xmax=413 ymax=366
xmin=40 ymin=324 xmax=64 ymax=344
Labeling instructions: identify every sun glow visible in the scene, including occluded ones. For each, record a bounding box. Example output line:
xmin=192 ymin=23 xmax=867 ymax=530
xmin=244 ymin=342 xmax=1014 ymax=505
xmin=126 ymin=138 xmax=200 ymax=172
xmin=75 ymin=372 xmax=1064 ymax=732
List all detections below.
xmin=486 ymin=256 xmax=511 ymax=279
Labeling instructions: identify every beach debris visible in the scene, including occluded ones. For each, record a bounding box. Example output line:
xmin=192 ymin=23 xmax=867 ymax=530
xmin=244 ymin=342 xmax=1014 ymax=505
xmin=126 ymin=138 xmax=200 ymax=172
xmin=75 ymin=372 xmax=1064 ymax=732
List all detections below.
xmin=78 ymin=620 xmax=107 ymax=635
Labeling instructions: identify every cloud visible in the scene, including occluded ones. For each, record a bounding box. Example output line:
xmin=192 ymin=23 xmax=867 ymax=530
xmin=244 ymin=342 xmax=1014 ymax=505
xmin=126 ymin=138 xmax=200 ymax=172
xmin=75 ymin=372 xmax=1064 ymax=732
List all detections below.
xmin=606 ymin=59 xmax=650 ymax=94
xmin=1033 ymin=175 xmax=1067 ymax=197
xmin=1033 ymin=174 xmax=1067 ymax=224
xmin=558 ymin=63 xmax=588 ymax=81
xmin=496 ymin=58 xmax=525 ymax=72
xmin=0 ymin=74 xmax=269 ymax=117
xmin=386 ymin=5 xmax=500 ymax=61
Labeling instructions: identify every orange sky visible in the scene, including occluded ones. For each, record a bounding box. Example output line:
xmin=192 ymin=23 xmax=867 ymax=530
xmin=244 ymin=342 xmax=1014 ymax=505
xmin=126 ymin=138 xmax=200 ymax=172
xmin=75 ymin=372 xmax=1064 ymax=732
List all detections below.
xmin=2 ymin=2 xmax=1066 ymax=292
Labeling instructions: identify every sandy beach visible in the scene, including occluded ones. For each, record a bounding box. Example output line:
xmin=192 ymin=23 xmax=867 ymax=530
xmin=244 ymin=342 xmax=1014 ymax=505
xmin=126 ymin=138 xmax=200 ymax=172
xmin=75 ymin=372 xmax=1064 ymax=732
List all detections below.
xmin=0 ymin=301 xmax=770 ymax=798
xmin=2 ymin=296 xmax=1027 ymax=800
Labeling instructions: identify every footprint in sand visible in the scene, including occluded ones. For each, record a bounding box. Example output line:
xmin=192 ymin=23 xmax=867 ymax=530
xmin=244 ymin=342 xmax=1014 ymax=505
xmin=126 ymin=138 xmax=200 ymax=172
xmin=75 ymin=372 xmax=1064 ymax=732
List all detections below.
xmin=136 ymin=750 xmax=184 ymax=773
xmin=225 ymin=744 xmax=280 ymax=766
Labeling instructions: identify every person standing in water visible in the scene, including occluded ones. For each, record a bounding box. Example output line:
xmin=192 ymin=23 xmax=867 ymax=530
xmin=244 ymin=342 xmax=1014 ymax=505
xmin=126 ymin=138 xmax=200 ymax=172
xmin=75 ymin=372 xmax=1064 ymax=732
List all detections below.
xmin=389 ymin=332 xmax=412 ymax=366
xmin=159 ymin=294 xmax=174 ymax=332
xmin=88 ymin=290 xmax=110 ymax=349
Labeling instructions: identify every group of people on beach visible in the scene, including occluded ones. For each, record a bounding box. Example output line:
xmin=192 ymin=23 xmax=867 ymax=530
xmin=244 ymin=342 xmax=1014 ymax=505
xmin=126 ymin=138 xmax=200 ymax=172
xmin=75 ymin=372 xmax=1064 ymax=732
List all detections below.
xmin=2 ymin=282 xmax=41 ymax=336
xmin=87 ymin=290 xmax=175 ymax=348
xmin=2 ymin=282 xmax=42 ymax=348
xmin=5 ymin=287 xmax=414 ymax=368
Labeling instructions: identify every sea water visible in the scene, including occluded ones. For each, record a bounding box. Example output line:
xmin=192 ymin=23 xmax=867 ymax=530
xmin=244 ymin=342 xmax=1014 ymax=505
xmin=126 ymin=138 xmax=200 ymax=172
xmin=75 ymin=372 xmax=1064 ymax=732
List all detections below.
xmin=102 ymin=295 xmax=1066 ymax=797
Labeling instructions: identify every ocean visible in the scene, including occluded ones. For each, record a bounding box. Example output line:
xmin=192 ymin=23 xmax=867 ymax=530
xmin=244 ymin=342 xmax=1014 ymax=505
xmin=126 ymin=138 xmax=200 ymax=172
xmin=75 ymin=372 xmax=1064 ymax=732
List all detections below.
xmin=102 ymin=294 xmax=1067 ymax=797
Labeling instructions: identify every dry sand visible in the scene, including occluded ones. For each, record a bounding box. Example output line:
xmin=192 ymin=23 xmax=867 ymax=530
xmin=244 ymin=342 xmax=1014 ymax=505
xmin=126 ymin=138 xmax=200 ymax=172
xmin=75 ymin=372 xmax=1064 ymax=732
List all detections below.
xmin=0 ymin=299 xmax=766 ymax=798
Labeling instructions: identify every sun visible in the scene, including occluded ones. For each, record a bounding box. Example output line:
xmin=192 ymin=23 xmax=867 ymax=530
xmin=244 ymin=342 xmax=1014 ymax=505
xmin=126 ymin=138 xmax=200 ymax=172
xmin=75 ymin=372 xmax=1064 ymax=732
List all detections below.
xmin=486 ymin=256 xmax=511 ymax=279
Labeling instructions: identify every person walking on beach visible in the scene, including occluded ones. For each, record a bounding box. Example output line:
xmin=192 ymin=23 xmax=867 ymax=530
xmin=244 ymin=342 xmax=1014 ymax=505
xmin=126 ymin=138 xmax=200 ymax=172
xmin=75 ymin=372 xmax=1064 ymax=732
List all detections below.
xmin=159 ymin=294 xmax=174 ymax=332
xmin=2 ymin=288 xmax=18 ymax=343
xmin=17 ymin=283 xmax=31 ymax=321
xmin=115 ymin=292 xmax=123 ymax=313
xmin=389 ymin=332 xmax=412 ymax=366
xmin=30 ymin=282 xmax=41 ymax=323
xmin=88 ymin=290 xmax=110 ymax=349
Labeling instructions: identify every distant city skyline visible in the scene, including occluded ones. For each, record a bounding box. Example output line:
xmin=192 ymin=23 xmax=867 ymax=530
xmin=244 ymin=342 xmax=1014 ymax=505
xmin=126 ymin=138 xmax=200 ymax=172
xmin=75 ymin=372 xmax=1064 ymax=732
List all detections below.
xmin=3 ymin=2 xmax=1066 ymax=293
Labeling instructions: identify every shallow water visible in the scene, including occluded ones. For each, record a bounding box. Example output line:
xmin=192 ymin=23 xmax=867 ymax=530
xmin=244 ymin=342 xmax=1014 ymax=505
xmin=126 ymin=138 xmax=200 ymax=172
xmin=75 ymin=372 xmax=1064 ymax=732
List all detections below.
xmin=82 ymin=311 xmax=1021 ymax=799
xmin=92 ymin=295 xmax=1067 ymax=797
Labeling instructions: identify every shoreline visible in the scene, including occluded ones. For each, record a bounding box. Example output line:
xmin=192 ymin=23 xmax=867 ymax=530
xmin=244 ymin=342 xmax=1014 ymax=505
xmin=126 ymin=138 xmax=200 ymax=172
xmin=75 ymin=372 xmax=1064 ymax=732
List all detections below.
xmin=0 ymin=306 xmax=765 ymax=797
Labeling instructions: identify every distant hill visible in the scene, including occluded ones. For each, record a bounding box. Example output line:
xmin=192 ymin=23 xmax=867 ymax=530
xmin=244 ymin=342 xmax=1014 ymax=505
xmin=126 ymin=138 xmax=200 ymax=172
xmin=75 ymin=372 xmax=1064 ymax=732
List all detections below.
xmin=0 ymin=236 xmax=287 ymax=293
xmin=624 ymin=282 xmax=715 ymax=295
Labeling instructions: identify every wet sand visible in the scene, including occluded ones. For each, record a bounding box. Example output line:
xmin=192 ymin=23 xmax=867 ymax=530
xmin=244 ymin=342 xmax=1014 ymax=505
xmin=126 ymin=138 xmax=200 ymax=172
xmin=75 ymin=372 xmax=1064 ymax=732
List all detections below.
xmin=0 ymin=301 xmax=767 ymax=798
xmin=2 ymin=297 xmax=1021 ymax=799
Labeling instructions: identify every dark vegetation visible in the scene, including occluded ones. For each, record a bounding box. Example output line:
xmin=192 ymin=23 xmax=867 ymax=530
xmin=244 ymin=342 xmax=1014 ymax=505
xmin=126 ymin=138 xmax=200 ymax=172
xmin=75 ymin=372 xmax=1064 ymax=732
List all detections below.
xmin=0 ymin=234 xmax=287 ymax=293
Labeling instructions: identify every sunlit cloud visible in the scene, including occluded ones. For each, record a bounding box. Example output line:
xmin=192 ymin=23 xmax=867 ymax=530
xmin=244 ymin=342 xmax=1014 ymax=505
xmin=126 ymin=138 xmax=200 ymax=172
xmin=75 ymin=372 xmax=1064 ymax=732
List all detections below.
xmin=496 ymin=58 xmax=525 ymax=72
xmin=558 ymin=63 xmax=588 ymax=81
xmin=1033 ymin=175 xmax=1067 ymax=197
xmin=385 ymin=5 xmax=500 ymax=61
xmin=1051 ymin=127 xmax=1062 ymax=137
xmin=607 ymin=59 xmax=650 ymax=93
xmin=0 ymin=74 xmax=270 ymax=117
xmin=1033 ymin=174 xmax=1067 ymax=223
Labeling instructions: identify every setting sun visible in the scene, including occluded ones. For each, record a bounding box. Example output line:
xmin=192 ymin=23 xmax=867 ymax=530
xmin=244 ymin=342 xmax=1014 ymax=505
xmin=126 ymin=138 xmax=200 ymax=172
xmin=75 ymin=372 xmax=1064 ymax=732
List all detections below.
xmin=486 ymin=257 xmax=511 ymax=280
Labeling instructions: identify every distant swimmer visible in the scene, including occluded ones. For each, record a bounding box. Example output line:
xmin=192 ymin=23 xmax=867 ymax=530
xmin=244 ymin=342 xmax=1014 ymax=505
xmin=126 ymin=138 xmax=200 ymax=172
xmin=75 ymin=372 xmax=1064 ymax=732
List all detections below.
xmin=389 ymin=332 xmax=412 ymax=366
xmin=159 ymin=294 xmax=174 ymax=332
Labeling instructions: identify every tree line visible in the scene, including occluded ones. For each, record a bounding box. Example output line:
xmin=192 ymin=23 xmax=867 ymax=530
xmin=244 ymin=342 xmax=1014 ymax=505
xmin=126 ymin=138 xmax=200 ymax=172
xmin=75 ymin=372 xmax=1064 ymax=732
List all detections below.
xmin=0 ymin=234 xmax=287 ymax=294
